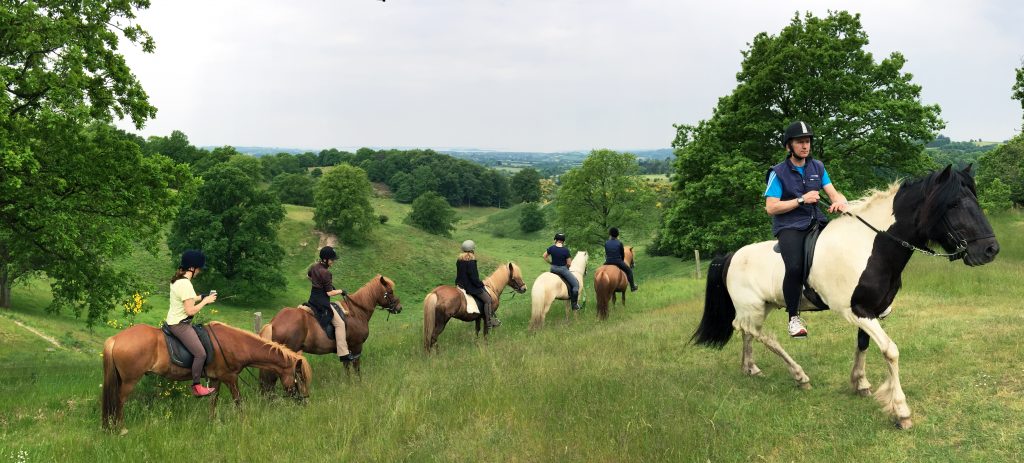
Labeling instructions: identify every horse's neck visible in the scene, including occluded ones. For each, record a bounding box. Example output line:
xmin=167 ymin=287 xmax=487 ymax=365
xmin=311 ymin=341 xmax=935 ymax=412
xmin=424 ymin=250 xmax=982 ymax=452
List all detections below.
xmin=345 ymin=282 xmax=379 ymax=322
xmin=485 ymin=265 xmax=509 ymax=297
xmin=212 ymin=324 xmax=290 ymax=370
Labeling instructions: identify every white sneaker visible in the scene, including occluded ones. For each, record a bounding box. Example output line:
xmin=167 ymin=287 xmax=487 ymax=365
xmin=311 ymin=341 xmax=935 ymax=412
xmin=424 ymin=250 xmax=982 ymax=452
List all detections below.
xmin=879 ymin=306 xmax=893 ymax=319
xmin=788 ymin=317 xmax=808 ymax=338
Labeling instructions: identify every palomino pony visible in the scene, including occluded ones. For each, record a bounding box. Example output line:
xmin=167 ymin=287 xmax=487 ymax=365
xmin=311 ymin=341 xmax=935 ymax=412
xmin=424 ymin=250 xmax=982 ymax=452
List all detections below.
xmin=259 ymin=275 xmax=401 ymax=387
xmin=529 ymin=251 xmax=589 ymax=331
xmin=102 ymin=321 xmax=312 ymax=429
xmin=594 ymin=246 xmax=635 ymax=320
xmin=423 ymin=262 xmax=528 ymax=351
xmin=692 ymin=165 xmax=999 ymax=429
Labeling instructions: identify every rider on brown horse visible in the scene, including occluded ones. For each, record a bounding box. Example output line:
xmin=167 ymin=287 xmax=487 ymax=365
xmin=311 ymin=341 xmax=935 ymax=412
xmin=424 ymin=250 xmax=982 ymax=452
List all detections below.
xmin=455 ymin=240 xmax=499 ymax=328
xmin=604 ymin=228 xmax=637 ymax=292
xmin=165 ymin=250 xmax=219 ymax=397
xmin=307 ymin=246 xmax=356 ymax=363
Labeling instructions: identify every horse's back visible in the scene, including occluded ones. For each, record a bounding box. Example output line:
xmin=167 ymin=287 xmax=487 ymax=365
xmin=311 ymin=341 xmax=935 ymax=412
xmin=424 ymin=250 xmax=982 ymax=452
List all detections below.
xmin=594 ymin=264 xmax=626 ymax=291
xmin=532 ymin=272 xmax=568 ymax=299
xmin=728 ymin=240 xmax=786 ymax=308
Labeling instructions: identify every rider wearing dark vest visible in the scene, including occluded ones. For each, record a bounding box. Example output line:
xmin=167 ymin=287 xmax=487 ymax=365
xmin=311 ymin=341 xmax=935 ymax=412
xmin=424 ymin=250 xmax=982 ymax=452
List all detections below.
xmin=603 ymin=227 xmax=637 ymax=292
xmin=764 ymin=121 xmax=849 ymax=338
xmin=543 ymin=233 xmax=581 ymax=311
xmin=455 ymin=240 xmax=499 ymax=328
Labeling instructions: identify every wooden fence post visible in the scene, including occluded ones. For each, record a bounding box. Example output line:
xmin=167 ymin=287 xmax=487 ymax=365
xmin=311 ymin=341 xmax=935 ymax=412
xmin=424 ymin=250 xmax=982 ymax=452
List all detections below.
xmin=253 ymin=312 xmax=262 ymax=333
xmin=694 ymin=249 xmax=701 ymax=279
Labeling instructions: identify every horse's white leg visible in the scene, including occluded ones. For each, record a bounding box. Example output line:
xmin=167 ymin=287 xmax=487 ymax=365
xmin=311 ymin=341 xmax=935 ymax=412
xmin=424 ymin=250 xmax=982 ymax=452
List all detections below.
xmin=756 ymin=334 xmax=811 ymax=389
xmin=851 ymin=347 xmax=872 ymax=397
xmin=854 ymin=317 xmax=912 ymax=429
xmin=741 ymin=333 xmax=762 ymax=376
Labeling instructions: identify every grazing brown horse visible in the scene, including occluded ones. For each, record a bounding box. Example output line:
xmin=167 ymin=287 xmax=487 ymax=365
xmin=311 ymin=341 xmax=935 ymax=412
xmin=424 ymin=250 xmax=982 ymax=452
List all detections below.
xmin=594 ymin=246 xmax=635 ymax=320
xmin=259 ymin=275 xmax=401 ymax=388
xmin=423 ymin=262 xmax=527 ymax=351
xmin=101 ymin=321 xmax=312 ymax=429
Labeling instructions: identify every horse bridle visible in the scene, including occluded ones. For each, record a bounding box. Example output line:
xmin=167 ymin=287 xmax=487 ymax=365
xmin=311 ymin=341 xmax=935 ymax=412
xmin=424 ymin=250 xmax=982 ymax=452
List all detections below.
xmin=823 ymin=198 xmax=992 ymax=261
xmin=379 ymin=287 xmax=401 ymax=314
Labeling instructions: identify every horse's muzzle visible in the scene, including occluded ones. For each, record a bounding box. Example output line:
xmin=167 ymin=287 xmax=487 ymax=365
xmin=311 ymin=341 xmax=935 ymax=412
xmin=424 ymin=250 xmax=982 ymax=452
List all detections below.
xmin=964 ymin=238 xmax=999 ymax=266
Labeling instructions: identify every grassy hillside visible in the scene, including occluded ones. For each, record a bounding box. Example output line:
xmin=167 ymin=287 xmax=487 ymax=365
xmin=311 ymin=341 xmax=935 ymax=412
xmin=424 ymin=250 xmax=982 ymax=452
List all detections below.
xmin=1 ymin=201 xmax=1022 ymax=462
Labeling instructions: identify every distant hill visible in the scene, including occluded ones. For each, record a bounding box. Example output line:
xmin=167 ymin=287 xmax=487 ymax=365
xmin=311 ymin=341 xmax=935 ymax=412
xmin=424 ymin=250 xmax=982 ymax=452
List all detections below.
xmin=201 ymin=146 xmax=314 ymax=156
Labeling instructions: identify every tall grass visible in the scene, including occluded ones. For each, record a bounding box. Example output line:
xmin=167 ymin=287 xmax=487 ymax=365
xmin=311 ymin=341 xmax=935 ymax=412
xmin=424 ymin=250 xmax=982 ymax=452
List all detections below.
xmin=1 ymin=208 xmax=1021 ymax=462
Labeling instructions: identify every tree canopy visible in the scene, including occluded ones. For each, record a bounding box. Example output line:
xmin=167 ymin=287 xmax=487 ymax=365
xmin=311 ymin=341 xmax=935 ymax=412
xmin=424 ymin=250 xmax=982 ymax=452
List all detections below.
xmin=407 ymin=192 xmax=458 ymax=237
xmin=655 ymin=11 xmax=943 ymax=256
xmin=555 ymin=149 xmax=655 ymax=254
xmin=168 ymin=164 xmax=286 ymax=300
xmin=313 ymin=164 xmax=377 ymax=245
xmin=510 ymin=168 xmax=542 ymax=203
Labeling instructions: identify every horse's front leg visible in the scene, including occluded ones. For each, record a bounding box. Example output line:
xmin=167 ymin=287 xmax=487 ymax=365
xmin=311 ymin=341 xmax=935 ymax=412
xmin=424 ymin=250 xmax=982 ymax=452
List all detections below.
xmin=208 ymin=379 xmax=222 ymax=416
xmin=854 ymin=317 xmax=912 ymax=429
xmin=741 ymin=333 xmax=762 ymax=376
xmin=475 ymin=318 xmax=482 ymax=337
xmin=225 ymin=376 xmax=242 ymax=405
xmin=851 ymin=328 xmax=872 ymax=396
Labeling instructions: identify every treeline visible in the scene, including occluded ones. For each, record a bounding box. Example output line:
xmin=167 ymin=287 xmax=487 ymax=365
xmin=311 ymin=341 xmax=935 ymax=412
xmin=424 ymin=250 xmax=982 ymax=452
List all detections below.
xmin=924 ymin=136 xmax=999 ymax=169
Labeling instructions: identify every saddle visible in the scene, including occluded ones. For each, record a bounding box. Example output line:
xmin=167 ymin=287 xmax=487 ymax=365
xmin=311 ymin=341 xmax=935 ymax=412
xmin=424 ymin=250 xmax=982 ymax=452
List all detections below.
xmin=161 ymin=323 xmax=214 ymax=369
xmin=550 ymin=272 xmax=575 ymax=295
xmin=301 ymin=302 xmax=347 ymax=340
xmin=772 ymin=222 xmax=830 ymax=311
xmin=456 ymin=287 xmax=483 ymax=314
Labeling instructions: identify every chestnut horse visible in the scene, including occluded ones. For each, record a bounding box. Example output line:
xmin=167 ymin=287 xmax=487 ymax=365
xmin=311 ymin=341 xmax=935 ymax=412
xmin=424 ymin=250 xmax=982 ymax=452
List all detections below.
xmin=259 ymin=275 xmax=401 ymax=387
xmin=593 ymin=246 xmax=635 ymax=320
xmin=692 ymin=166 xmax=999 ymax=429
xmin=101 ymin=321 xmax=312 ymax=429
xmin=422 ymin=262 xmax=527 ymax=351
xmin=529 ymin=251 xmax=588 ymax=331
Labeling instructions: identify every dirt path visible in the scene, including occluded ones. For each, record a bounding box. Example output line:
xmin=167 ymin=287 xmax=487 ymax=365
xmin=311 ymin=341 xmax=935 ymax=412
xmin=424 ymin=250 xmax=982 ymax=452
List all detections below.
xmin=314 ymin=230 xmax=338 ymax=248
xmin=11 ymin=318 xmax=61 ymax=349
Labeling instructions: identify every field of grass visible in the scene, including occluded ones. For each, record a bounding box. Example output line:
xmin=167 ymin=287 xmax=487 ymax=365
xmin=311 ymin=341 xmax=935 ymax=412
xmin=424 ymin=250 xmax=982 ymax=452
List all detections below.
xmin=1 ymin=201 xmax=1022 ymax=462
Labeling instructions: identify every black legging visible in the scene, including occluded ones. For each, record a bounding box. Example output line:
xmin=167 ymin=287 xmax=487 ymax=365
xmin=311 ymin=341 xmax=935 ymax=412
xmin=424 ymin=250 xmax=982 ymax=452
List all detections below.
xmin=606 ymin=260 xmax=635 ymax=287
xmin=777 ymin=227 xmax=812 ymax=318
xmin=470 ymin=290 xmax=493 ymax=316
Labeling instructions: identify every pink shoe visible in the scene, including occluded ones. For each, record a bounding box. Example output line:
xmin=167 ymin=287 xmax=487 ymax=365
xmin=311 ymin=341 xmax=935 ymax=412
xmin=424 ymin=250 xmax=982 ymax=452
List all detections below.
xmin=191 ymin=384 xmax=216 ymax=397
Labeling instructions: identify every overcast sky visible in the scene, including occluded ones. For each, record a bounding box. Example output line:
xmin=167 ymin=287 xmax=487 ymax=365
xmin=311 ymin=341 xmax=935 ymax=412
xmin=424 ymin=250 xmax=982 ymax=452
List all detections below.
xmin=116 ymin=0 xmax=1024 ymax=152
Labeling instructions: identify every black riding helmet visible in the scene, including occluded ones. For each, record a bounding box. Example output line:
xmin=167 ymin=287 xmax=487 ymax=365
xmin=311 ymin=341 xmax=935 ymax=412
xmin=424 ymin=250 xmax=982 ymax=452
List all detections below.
xmin=319 ymin=246 xmax=338 ymax=261
xmin=782 ymin=121 xmax=814 ymax=148
xmin=179 ymin=250 xmax=206 ymax=270
xmin=554 ymin=233 xmax=566 ymax=242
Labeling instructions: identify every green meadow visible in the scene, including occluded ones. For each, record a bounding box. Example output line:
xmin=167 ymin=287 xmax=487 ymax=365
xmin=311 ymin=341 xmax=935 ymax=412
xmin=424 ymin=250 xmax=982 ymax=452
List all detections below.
xmin=1 ymin=201 xmax=1022 ymax=462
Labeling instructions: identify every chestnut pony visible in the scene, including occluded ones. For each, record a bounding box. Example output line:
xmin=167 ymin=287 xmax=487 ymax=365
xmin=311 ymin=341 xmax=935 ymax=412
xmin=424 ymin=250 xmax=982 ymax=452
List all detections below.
xmin=422 ymin=262 xmax=527 ymax=351
xmin=102 ymin=321 xmax=311 ymax=429
xmin=259 ymin=274 xmax=401 ymax=387
xmin=593 ymin=245 xmax=635 ymax=320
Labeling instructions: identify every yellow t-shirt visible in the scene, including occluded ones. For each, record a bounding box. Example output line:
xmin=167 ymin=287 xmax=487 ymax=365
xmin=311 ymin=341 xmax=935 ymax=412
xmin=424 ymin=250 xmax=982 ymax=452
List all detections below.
xmin=167 ymin=278 xmax=199 ymax=325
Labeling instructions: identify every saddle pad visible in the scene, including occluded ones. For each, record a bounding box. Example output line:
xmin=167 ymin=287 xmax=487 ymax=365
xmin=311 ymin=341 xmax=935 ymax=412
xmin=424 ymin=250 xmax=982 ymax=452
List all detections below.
xmin=161 ymin=323 xmax=214 ymax=369
xmin=457 ymin=287 xmax=480 ymax=314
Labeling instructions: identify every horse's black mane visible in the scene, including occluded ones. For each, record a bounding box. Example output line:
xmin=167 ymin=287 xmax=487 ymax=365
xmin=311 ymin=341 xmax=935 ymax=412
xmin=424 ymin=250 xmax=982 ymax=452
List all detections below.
xmin=895 ymin=167 xmax=974 ymax=233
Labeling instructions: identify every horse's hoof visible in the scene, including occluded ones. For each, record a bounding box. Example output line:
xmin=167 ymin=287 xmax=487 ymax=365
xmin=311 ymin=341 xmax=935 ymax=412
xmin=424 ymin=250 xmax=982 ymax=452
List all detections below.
xmin=118 ymin=428 xmax=129 ymax=436
xmin=744 ymin=366 xmax=762 ymax=376
xmin=797 ymin=381 xmax=812 ymax=390
xmin=856 ymin=388 xmax=872 ymax=397
xmin=895 ymin=416 xmax=913 ymax=430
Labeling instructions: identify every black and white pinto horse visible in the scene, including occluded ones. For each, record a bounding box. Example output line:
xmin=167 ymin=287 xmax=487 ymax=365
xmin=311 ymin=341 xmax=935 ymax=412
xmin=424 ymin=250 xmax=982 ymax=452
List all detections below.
xmin=692 ymin=165 xmax=999 ymax=429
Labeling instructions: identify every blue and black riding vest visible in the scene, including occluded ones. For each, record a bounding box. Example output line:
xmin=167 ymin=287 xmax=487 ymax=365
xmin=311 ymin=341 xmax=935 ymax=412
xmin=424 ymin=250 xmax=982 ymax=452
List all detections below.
xmin=767 ymin=157 xmax=829 ymax=236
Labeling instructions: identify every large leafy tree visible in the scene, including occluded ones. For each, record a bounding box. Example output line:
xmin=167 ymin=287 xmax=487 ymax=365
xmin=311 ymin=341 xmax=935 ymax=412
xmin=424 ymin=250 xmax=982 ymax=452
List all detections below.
xmin=1013 ymin=64 xmax=1024 ymax=130
xmin=168 ymin=164 xmax=285 ymax=299
xmin=510 ymin=168 xmax=542 ymax=204
xmin=555 ymin=149 xmax=656 ymax=253
xmin=270 ymin=172 xmax=316 ymax=206
xmin=0 ymin=0 xmax=194 ymax=323
xmin=655 ymin=11 xmax=943 ymax=256
xmin=313 ymin=164 xmax=377 ymax=244
xmin=406 ymin=191 xmax=458 ymax=237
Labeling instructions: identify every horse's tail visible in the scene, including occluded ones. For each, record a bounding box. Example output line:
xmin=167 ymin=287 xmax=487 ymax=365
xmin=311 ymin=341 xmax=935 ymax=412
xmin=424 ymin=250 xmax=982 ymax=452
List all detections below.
xmin=259 ymin=322 xmax=273 ymax=341
xmin=423 ymin=292 xmax=438 ymax=352
xmin=528 ymin=283 xmax=546 ymax=331
xmin=101 ymin=336 xmax=121 ymax=429
xmin=691 ymin=252 xmax=736 ymax=348
xmin=595 ymin=270 xmax=612 ymax=321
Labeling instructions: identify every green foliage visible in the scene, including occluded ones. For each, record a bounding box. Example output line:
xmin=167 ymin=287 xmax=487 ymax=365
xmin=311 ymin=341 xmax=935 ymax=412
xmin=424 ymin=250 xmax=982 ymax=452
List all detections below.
xmin=261 ymin=152 xmax=305 ymax=180
xmin=378 ymin=214 xmax=389 ymax=224
xmin=978 ymin=178 xmax=1014 ymax=213
xmin=313 ymin=164 xmax=377 ymax=244
xmin=977 ymin=135 xmax=1024 ymax=206
xmin=0 ymin=123 xmax=188 ymax=323
xmin=311 ymin=167 xmax=323 ymax=178
xmin=168 ymin=164 xmax=286 ymax=300
xmin=190 ymin=146 xmax=235 ymax=177
xmin=226 ymin=154 xmax=265 ymax=182
xmin=925 ymin=141 xmax=997 ymax=169
xmin=555 ymin=150 xmax=656 ymax=253
xmin=406 ymin=191 xmax=458 ymax=237
xmin=395 ymin=166 xmax=439 ymax=203
xmin=355 ymin=148 xmax=510 ymax=207
xmin=518 ymin=202 xmax=546 ymax=233
xmin=656 ymin=11 xmax=943 ymax=255
xmin=1013 ymin=65 xmax=1024 ymax=129
xmin=269 ymin=173 xmax=316 ymax=206
xmin=143 ymin=130 xmax=202 ymax=165
xmin=510 ymin=168 xmax=542 ymax=203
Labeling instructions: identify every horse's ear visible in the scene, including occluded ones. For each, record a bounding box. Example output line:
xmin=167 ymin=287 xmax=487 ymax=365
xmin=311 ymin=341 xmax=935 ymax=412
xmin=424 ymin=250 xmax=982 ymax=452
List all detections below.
xmin=962 ymin=163 xmax=973 ymax=174
xmin=508 ymin=262 xmax=514 ymax=273
xmin=379 ymin=275 xmax=387 ymax=287
xmin=936 ymin=164 xmax=953 ymax=183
